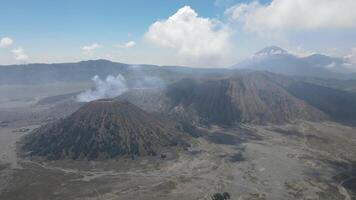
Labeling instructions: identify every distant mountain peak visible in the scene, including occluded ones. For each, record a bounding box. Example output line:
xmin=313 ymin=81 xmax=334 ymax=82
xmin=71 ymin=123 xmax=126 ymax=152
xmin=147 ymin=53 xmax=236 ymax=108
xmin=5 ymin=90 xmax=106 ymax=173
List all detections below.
xmin=255 ymin=46 xmax=288 ymax=56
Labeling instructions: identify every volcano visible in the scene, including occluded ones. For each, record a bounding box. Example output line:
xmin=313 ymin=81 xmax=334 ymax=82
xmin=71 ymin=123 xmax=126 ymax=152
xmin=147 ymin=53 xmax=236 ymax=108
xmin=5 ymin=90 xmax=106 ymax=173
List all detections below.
xmin=165 ymin=73 xmax=327 ymax=125
xmin=119 ymin=72 xmax=330 ymax=125
xmin=22 ymin=99 xmax=189 ymax=160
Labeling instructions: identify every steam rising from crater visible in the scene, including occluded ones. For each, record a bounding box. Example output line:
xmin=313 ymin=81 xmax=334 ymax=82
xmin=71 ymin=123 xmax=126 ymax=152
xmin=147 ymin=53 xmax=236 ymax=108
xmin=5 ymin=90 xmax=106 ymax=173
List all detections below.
xmin=76 ymin=65 xmax=166 ymax=102
xmin=76 ymin=74 xmax=128 ymax=102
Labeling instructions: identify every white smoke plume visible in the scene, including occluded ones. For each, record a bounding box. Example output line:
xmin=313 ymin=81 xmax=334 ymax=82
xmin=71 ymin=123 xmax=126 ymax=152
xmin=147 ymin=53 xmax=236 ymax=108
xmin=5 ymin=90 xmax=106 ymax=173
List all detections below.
xmin=134 ymin=76 xmax=165 ymax=88
xmin=76 ymin=74 xmax=128 ymax=102
xmin=128 ymin=65 xmax=166 ymax=89
xmin=76 ymin=64 xmax=166 ymax=102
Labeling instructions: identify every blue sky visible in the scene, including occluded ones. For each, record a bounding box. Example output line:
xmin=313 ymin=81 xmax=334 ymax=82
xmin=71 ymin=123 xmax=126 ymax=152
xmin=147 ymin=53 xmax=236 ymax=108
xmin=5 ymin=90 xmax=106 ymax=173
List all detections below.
xmin=1 ymin=0 xmax=356 ymax=67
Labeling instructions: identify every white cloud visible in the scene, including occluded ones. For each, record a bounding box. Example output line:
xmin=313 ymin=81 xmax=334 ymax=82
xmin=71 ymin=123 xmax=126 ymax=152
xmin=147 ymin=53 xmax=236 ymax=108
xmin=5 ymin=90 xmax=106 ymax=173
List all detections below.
xmin=11 ymin=48 xmax=28 ymax=61
xmin=145 ymin=6 xmax=231 ymax=65
xmin=344 ymin=48 xmax=356 ymax=70
xmin=119 ymin=41 xmax=136 ymax=48
xmin=226 ymin=0 xmax=356 ymax=34
xmin=287 ymin=46 xmax=315 ymax=57
xmin=0 ymin=37 xmax=14 ymax=48
xmin=1 ymin=38 xmax=29 ymax=62
xmin=81 ymin=43 xmax=101 ymax=55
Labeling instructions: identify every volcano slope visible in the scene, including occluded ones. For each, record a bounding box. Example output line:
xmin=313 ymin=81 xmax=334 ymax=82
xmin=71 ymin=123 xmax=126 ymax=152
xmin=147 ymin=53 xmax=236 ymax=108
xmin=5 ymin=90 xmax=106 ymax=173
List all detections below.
xmin=22 ymin=99 xmax=190 ymax=160
xmin=120 ymin=72 xmax=325 ymax=125
xmin=120 ymin=71 xmax=356 ymax=126
xmin=165 ymin=73 xmax=327 ymax=125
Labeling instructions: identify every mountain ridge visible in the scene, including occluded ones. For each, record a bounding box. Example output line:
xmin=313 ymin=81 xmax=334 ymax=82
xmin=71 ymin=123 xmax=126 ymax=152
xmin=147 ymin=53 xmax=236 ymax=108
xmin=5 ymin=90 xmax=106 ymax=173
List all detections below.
xmin=119 ymin=71 xmax=356 ymax=125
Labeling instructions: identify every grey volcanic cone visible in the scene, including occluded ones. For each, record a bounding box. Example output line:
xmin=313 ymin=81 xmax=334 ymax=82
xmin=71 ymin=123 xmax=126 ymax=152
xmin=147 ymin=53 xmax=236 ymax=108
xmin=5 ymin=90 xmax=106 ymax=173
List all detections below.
xmin=22 ymin=99 xmax=189 ymax=160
